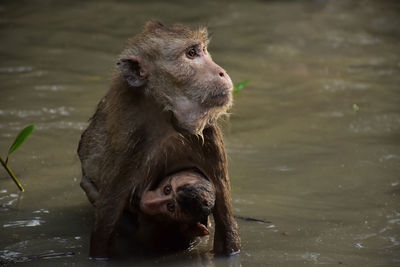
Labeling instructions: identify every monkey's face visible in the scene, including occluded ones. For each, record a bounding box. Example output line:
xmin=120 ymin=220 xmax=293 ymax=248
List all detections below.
xmin=140 ymin=172 xmax=198 ymax=222
xmin=140 ymin=171 xmax=212 ymax=238
xmin=153 ymin=41 xmax=233 ymax=134
xmin=117 ymin=23 xmax=233 ymax=134
xmin=158 ymin=41 xmax=233 ymax=105
xmin=180 ymin=43 xmax=233 ymax=107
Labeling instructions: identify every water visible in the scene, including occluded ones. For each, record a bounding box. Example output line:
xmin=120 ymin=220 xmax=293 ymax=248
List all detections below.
xmin=1 ymin=0 xmax=399 ymax=266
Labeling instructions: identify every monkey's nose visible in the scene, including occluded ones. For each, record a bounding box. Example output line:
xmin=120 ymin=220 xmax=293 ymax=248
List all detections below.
xmin=140 ymin=191 xmax=172 ymax=215
xmin=144 ymin=196 xmax=170 ymax=208
xmin=219 ymin=72 xmax=225 ymax=77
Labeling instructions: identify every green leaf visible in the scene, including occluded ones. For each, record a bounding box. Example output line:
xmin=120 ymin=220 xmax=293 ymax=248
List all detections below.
xmin=233 ymin=80 xmax=249 ymax=94
xmin=7 ymin=125 xmax=35 ymax=157
xmin=353 ymin=104 xmax=360 ymax=113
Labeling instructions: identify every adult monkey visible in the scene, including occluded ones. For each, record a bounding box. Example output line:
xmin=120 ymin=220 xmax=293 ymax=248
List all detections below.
xmin=78 ymin=21 xmax=240 ymax=259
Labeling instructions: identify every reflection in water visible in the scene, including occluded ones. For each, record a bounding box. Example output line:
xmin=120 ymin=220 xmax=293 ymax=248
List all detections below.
xmin=0 ymin=0 xmax=399 ymax=266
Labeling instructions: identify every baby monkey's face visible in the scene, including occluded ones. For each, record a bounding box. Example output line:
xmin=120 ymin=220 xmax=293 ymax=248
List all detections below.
xmin=140 ymin=170 xmax=214 ymax=238
xmin=140 ymin=171 xmax=199 ymax=222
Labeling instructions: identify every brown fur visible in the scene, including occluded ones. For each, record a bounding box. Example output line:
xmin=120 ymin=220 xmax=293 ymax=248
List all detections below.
xmin=78 ymin=21 xmax=240 ymax=259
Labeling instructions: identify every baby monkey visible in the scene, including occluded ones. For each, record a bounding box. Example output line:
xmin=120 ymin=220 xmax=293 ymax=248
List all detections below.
xmin=121 ymin=170 xmax=216 ymax=252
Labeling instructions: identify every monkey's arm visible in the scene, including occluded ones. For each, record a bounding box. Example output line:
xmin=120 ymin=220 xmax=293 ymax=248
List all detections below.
xmin=89 ymin=178 xmax=132 ymax=260
xmin=80 ymin=175 xmax=100 ymax=206
xmin=212 ymin=173 xmax=241 ymax=255
xmin=208 ymin=127 xmax=241 ymax=255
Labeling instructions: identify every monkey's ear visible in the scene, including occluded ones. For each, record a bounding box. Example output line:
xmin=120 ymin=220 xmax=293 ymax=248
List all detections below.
xmin=117 ymin=56 xmax=148 ymax=88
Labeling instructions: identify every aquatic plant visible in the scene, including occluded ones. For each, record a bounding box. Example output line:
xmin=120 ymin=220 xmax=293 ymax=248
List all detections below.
xmin=0 ymin=125 xmax=35 ymax=192
xmin=233 ymin=80 xmax=249 ymax=94
xmin=353 ymin=104 xmax=360 ymax=113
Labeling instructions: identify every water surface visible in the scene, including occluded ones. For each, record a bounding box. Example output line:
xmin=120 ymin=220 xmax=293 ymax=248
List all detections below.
xmin=1 ymin=0 xmax=399 ymax=266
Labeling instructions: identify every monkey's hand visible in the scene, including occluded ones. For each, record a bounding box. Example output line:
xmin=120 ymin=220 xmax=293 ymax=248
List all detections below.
xmin=213 ymin=219 xmax=241 ymax=256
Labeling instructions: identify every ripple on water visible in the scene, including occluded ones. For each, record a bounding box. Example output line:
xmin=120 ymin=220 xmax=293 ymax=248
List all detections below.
xmin=321 ymin=79 xmax=370 ymax=93
xmin=379 ymin=154 xmax=400 ymax=162
xmin=0 ymin=250 xmax=21 ymax=261
xmin=354 ymin=242 xmax=364 ymax=248
xmin=272 ymin=165 xmax=294 ymax=172
xmin=3 ymin=219 xmax=44 ymax=228
xmin=325 ymin=30 xmax=381 ymax=48
xmin=0 ymin=66 xmax=33 ymax=73
xmin=318 ymin=111 xmax=344 ymax=118
xmin=353 ymin=211 xmax=400 ymax=251
xmin=0 ymin=192 xmax=19 ymax=210
xmin=387 ymin=236 xmax=400 ymax=246
xmin=0 ymin=238 xmax=78 ymax=263
xmin=34 ymin=85 xmax=65 ymax=91
xmin=32 ymin=209 xmax=50 ymax=214
xmin=0 ymin=107 xmax=74 ymax=118
xmin=35 ymin=121 xmax=88 ymax=130
xmin=349 ymin=114 xmax=400 ymax=134
xmin=300 ymin=252 xmax=320 ymax=263
xmin=355 ymin=233 xmax=377 ymax=240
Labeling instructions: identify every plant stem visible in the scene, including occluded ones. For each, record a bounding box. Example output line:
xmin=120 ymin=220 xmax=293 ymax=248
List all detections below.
xmin=0 ymin=156 xmax=24 ymax=192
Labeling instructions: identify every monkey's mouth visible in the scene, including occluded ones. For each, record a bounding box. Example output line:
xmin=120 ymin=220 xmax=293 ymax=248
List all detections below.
xmin=209 ymin=89 xmax=232 ymax=106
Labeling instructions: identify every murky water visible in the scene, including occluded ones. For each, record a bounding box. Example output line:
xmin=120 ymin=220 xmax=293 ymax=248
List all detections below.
xmin=1 ymin=0 xmax=399 ymax=266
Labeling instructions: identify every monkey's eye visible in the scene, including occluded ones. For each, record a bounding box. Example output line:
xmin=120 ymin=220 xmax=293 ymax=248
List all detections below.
xmin=166 ymin=202 xmax=175 ymax=213
xmin=186 ymin=47 xmax=197 ymax=59
xmin=163 ymin=185 xmax=172 ymax=195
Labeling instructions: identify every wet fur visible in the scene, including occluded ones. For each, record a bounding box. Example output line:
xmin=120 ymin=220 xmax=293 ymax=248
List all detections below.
xmin=78 ymin=21 xmax=240 ymax=258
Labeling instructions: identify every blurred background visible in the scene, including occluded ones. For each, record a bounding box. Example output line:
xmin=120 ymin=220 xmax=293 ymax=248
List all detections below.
xmin=0 ymin=0 xmax=399 ymax=266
